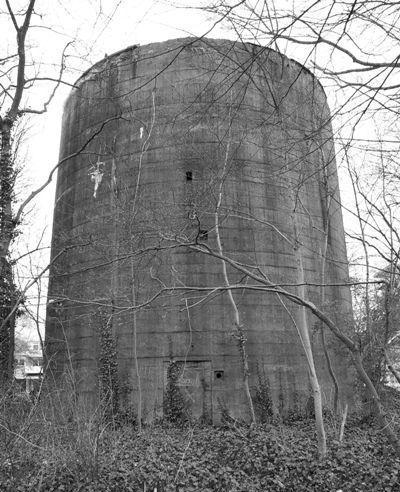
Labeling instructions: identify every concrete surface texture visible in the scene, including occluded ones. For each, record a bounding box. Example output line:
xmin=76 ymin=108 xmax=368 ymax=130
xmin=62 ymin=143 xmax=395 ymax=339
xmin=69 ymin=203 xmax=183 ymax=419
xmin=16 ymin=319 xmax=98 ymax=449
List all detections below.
xmin=46 ymin=37 xmax=353 ymax=423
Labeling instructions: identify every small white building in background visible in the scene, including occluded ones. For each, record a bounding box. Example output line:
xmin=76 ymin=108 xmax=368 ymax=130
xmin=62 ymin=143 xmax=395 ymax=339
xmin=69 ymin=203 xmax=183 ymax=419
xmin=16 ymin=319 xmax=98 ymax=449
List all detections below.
xmin=15 ymin=340 xmax=43 ymax=392
xmin=14 ymin=314 xmax=43 ymax=392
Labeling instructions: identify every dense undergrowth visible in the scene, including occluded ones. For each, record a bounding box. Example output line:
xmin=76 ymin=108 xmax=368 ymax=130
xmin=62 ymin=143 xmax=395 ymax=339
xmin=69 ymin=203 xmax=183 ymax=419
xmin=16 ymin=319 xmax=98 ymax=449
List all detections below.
xmin=1 ymin=418 xmax=399 ymax=491
xmin=1 ymin=380 xmax=400 ymax=491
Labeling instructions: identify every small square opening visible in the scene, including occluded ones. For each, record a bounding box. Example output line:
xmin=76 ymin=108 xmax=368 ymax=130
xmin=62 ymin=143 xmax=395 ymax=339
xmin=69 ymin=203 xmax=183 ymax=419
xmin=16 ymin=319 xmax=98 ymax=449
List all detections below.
xmin=186 ymin=171 xmax=193 ymax=181
xmin=214 ymin=370 xmax=224 ymax=380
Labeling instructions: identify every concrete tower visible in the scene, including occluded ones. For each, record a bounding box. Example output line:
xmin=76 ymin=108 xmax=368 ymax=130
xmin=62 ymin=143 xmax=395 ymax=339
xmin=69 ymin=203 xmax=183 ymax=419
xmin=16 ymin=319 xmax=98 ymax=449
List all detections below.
xmin=46 ymin=38 xmax=352 ymax=422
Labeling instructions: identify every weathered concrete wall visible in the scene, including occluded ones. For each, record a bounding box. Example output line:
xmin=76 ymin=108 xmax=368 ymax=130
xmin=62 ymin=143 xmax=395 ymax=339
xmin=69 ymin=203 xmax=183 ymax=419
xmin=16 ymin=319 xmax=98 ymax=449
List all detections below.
xmin=46 ymin=37 xmax=353 ymax=422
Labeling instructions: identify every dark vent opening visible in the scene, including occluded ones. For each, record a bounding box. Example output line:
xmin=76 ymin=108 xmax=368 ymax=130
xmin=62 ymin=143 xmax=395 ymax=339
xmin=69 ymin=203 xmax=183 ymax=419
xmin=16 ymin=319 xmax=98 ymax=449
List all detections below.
xmin=214 ymin=370 xmax=224 ymax=380
xmin=186 ymin=171 xmax=193 ymax=181
xmin=199 ymin=229 xmax=208 ymax=241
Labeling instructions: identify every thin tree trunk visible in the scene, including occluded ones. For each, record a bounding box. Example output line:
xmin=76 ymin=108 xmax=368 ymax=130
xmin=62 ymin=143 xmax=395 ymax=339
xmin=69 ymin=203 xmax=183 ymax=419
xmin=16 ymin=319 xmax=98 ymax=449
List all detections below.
xmin=128 ymin=91 xmax=157 ymax=430
xmin=215 ymin=216 xmax=256 ymax=424
xmin=130 ymin=264 xmax=142 ymax=433
xmin=352 ymin=352 xmax=400 ymax=453
xmin=291 ymin=208 xmax=327 ymax=458
xmin=214 ymin=138 xmax=256 ymax=425
xmin=320 ymin=327 xmax=339 ymax=413
xmin=299 ymin=303 xmax=327 ymax=458
xmin=0 ymin=119 xmax=16 ymax=384
xmin=385 ymin=350 xmax=400 ymax=386
xmin=0 ymin=0 xmax=36 ymax=385
xmin=319 ymin=188 xmax=340 ymax=414
xmin=339 ymin=403 xmax=348 ymax=442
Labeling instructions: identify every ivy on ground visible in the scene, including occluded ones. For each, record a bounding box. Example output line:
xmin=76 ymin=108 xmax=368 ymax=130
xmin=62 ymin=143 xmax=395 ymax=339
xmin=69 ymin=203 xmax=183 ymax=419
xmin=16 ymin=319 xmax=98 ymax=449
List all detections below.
xmin=1 ymin=421 xmax=399 ymax=491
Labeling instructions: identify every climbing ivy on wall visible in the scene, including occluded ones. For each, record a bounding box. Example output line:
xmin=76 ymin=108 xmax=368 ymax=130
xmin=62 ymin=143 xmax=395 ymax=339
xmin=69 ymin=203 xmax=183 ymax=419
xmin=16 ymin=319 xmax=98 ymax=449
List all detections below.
xmin=163 ymin=360 xmax=189 ymax=424
xmin=0 ymin=265 xmax=16 ymax=385
xmin=97 ymin=308 xmax=119 ymax=420
xmin=254 ymin=365 xmax=274 ymax=424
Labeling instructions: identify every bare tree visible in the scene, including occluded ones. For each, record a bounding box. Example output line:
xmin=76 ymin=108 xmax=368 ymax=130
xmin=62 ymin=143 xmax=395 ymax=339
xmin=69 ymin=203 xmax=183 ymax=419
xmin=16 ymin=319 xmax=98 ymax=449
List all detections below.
xmin=0 ymin=0 xmax=130 ymax=385
xmin=163 ymin=0 xmax=400 ymax=451
xmin=1 ymin=0 xmax=38 ymax=383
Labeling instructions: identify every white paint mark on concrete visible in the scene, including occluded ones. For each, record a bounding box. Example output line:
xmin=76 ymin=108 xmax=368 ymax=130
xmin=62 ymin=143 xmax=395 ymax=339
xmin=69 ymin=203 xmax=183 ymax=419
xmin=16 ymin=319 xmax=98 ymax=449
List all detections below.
xmin=89 ymin=161 xmax=105 ymax=198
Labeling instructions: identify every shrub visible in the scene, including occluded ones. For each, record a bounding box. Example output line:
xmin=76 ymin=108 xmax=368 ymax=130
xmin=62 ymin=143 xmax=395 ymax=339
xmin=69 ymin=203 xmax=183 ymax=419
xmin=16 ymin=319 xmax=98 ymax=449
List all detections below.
xmin=1 ymin=379 xmax=400 ymax=491
xmin=163 ymin=361 xmax=190 ymax=425
xmin=254 ymin=366 xmax=274 ymax=424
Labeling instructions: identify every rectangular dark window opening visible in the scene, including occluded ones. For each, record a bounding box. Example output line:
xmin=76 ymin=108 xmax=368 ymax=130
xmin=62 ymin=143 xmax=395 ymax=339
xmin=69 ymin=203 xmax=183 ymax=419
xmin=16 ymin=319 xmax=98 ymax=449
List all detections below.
xmin=199 ymin=229 xmax=208 ymax=241
xmin=186 ymin=171 xmax=193 ymax=181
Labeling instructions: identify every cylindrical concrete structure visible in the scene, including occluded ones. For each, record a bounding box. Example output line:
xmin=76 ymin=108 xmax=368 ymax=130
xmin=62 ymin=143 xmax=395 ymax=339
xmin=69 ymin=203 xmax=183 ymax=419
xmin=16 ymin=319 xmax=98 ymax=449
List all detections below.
xmin=46 ymin=37 xmax=352 ymax=422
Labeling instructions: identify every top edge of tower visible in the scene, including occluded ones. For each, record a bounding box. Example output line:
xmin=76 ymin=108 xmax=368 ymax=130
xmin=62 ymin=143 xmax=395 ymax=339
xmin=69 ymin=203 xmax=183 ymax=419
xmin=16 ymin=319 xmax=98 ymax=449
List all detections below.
xmin=72 ymin=36 xmax=327 ymax=98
